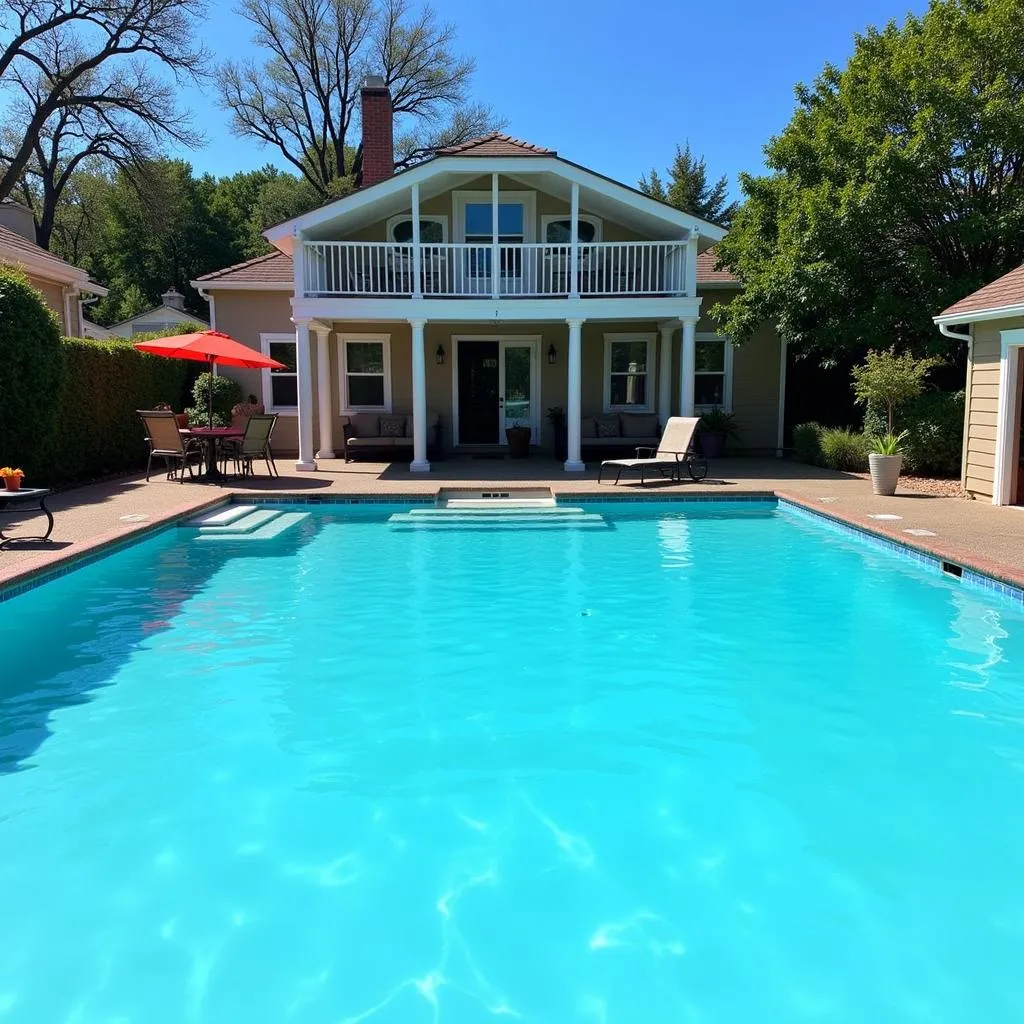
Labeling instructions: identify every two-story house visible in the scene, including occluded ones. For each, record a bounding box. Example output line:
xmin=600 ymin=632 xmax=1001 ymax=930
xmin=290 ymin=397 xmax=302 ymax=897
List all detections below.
xmin=193 ymin=77 xmax=786 ymax=473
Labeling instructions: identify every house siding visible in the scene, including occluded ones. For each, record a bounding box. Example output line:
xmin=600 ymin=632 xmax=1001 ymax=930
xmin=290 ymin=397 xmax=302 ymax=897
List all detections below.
xmin=22 ymin=272 xmax=79 ymax=335
xmin=963 ymin=319 xmax=1015 ymax=498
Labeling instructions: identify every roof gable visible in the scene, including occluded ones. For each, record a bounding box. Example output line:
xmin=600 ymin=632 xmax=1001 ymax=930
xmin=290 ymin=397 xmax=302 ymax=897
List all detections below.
xmin=436 ymin=132 xmax=554 ymax=157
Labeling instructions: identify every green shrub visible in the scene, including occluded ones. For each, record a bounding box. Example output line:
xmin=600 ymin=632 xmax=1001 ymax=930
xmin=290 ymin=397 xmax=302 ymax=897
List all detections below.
xmin=792 ymin=422 xmax=824 ymax=465
xmin=864 ymin=391 xmax=964 ymax=476
xmin=39 ymin=336 xmax=190 ymax=485
xmin=0 ymin=268 xmax=63 ymax=478
xmin=185 ymin=371 xmax=243 ymax=427
xmin=819 ymin=428 xmax=869 ymax=471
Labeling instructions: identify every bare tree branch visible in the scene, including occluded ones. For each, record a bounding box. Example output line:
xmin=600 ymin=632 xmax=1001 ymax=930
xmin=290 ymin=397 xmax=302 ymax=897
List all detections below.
xmin=219 ymin=0 xmax=501 ymax=196
xmin=0 ymin=0 xmax=209 ymax=207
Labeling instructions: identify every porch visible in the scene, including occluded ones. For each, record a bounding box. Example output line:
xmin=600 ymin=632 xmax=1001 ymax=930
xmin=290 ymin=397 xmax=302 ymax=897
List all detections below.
xmin=288 ymin=314 xmax=716 ymax=474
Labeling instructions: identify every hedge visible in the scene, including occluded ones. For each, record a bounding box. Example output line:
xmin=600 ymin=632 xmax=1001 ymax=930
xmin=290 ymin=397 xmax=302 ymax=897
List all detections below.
xmin=39 ymin=334 xmax=192 ymax=485
xmin=0 ymin=268 xmax=64 ymax=479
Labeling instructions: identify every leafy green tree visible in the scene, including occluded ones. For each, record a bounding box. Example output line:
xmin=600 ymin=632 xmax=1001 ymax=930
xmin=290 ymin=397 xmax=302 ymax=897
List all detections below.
xmin=852 ymin=348 xmax=940 ymax=434
xmin=639 ymin=142 xmax=737 ymax=226
xmin=713 ymin=0 xmax=1024 ymax=356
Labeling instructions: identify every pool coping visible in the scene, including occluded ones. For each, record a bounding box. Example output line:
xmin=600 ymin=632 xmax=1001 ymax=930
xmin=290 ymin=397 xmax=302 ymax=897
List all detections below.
xmin=1 ymin=488 xmax=1022 ymax=607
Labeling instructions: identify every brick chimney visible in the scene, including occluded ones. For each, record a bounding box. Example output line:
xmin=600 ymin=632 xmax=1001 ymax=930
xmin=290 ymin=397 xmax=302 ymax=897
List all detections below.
xmin=161 ymin=286 xmax=185 ymax=311
xmin=360 ymin=75 xmax=394 ymax=187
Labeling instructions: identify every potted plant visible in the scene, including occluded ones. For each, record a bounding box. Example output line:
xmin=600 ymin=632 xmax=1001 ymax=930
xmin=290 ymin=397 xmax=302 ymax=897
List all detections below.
xmin=547 ymin=406 xmax=567 ymax=461
xmin=852 ymin=348 xmax=940 ymax=495
xmin=868 ymin=431 xmax=906 ymax=495
xmin=698 ymin=407 xmax=739 ymax=458
xmin=505 ymin=422 xmax=532 ymax=459
xmin=0 ymin=467 xmax=25 ymax=492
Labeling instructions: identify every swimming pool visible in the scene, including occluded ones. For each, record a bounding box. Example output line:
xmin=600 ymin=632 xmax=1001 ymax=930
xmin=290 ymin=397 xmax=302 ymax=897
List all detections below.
xmin=1 ymin=500 xmax=1023 ymax=1023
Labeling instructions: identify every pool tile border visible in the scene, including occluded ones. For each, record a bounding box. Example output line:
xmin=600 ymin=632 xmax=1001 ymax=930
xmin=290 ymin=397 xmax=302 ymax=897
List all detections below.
xmin=1 ymin=487 xmax=1021 ymax=609
xmin=777 ymin=494 xmax=1024 ymax=608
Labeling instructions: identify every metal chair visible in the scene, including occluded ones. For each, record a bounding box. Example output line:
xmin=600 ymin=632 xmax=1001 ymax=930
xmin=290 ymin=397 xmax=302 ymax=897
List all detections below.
xmin=221 ymin=414 xmax=279 ymax=478
xmin=138 ymin=410 xmax=204 ymax=483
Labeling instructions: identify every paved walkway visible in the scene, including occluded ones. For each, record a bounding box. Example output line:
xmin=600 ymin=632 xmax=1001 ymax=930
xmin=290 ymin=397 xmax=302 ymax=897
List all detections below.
xmin=1 ymin=458 xmax=1021 ymax=592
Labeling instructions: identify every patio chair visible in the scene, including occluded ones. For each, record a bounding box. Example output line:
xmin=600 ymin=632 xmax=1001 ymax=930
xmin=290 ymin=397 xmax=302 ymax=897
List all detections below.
xmin=138 ymin=409 xmax=204 ymax=483
xmin=221 ymin=414 xmax=278 ymax=478
xmin=598 ymin=416 xmax=708 ymax=485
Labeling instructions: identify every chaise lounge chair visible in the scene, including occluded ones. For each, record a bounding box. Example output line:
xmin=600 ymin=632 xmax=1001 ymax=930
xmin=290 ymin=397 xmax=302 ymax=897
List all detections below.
xmin=598 ymin=416 xmax=708 ymax=485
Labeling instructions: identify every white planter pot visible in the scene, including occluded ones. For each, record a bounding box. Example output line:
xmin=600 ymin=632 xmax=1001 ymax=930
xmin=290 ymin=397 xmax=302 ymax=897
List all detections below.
xmin=868 ymin=453 xmax=902 ymax=496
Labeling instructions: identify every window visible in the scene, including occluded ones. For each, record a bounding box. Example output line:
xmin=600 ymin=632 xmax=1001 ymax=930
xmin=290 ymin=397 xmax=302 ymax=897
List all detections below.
xmin=386 ymin=215 xmax=447 ymax=243
xmin=541 ymin=215 xmax=601 ymax=244
xmin=260 ymin=333 xmax=298 ymax=413
xmin=694 ymin=334 xmax=734 ymax=409
xmin=338 ymin=334 xmax=391 ymax=411
xmin=604 ymin=334 xmax=655 ymax=412
xmin=464 ymin=203 xmax=525 ymax=244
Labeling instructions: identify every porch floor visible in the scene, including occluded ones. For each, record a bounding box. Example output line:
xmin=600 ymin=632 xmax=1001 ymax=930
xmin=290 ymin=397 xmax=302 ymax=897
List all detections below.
xmin=2 ymin=458 xmax=1022 ymax=594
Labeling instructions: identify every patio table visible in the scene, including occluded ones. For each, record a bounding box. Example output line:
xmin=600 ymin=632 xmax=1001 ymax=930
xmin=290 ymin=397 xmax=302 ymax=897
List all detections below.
xmin=180 ymin=427 xmax=243 ymax=482
xmin=0 ymin=487 xmax=54 ymax=548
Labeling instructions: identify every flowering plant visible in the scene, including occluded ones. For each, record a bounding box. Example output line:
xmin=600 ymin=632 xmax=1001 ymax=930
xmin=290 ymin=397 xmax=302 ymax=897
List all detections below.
xmin=0 ymin=467 xmax=24 ymax=479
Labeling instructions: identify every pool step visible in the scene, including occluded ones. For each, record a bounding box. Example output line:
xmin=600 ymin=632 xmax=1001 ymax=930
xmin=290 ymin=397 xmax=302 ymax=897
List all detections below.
xmin=389 ymin=507 xmax=607 ymax=530
xmin=435 ymin=486 xmax=556 ymax=510
xmin=195 ymin=508 xmax=280 ymax=534
xmin=194 ymin=511 xmax=309 ymax=542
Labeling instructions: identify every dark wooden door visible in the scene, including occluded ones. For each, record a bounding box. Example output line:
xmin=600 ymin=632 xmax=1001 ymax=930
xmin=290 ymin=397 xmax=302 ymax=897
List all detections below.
xmin=458 ymin=341 xmax=499 ymax=444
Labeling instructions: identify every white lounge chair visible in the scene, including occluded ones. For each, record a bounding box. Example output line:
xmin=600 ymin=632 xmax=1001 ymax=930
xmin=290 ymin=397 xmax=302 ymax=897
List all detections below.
xmin=598 ymin=416 xmax=708 ymax=485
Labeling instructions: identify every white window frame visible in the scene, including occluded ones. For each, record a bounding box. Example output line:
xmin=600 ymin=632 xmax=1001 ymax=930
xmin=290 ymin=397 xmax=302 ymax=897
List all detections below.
xmin=337 ymin=333 xmax=392 ymax=413
xmin=540 ymin=213 xmax=603 ymax=244
xmin=259 ymin=332 xmax=298 ymax=415
xmin=694 ymin=332 xmax=735 ymax=412
xmin=603 ymin=332 xmax=656 ymax=413
xmin=385 ymin=213 xmax=448 ymax=243
xmin=452 ymin=191 xmax=537 ymax=242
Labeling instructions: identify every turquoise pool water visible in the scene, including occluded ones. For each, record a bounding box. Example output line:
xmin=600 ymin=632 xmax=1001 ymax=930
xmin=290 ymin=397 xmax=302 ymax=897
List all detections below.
xmin=1 ymin=501 xmax=1023 ymax=1023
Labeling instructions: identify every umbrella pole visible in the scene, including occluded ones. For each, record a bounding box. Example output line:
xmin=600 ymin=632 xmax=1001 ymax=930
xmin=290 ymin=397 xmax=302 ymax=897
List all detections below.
xmin=208 ymin=356 xmax=215 ymax=430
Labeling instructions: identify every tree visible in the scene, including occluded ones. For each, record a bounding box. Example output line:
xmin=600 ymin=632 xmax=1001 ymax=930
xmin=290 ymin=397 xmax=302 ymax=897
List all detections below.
xmin=713 ymin=0 xmax=1024 ymax=357
xmin=0 ymin=0 xmax=209 ymax=237
xmin=218 ymin=0 xmax=503 ymax=197
xmin=639 ymin=143 xmax=737 ymax=226
xmin=852 ymin=348 xmax=940 ymax=434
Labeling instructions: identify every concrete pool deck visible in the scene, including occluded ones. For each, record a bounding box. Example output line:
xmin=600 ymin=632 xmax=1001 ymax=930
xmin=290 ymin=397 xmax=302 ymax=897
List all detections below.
xmin=1 ymin=458 xmax=1021 ymax=596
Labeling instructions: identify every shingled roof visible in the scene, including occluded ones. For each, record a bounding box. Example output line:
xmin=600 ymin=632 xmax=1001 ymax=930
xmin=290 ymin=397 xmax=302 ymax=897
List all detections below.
xmin=193 ymin=247 xmax=733 ymax=288
xmin=696 ymin=249 xmax=737 ymax=285
xmin=194 ymin=250 xmax=294 ymax=286
xmin=435 ymin=132 xmax=554 ymax=157
xmin=939 ymin=264 xmax=1024 ymax=319
xmin=0 ymin=224 xmax=98 ymax=284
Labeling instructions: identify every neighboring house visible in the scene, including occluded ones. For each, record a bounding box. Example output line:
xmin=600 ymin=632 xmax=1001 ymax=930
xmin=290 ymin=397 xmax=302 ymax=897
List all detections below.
xmin=82 ymin=319 xmax=113 ymax=340
xmin=193 ymin=76 xmax=786 ymax=471
xmin=0 ymin=200 xmax=107 ymax=336
xmin=107 ymin=288 xmax=208 ymax=337
xmin=935 ymin=269 xmax=1024 ymax=507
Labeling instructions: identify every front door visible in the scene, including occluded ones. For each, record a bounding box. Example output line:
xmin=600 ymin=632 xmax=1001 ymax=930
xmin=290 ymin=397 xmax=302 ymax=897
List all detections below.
xmin=1015 ymin=357 xmax=1024 ymax=505
xmin=457 ymin=341 xmax=500 ymax=443
xmin=455 ymin=338 xmax=538 ymax=446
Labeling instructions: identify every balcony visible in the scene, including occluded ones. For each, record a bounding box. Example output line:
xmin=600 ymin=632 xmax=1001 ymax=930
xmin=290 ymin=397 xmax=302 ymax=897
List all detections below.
xmin=301 ymin=241 xmax=688 ymax=299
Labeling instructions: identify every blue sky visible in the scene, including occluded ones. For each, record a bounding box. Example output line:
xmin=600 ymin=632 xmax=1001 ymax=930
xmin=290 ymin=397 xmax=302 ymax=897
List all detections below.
xmin=179 ymin=0 xmax=929 ymax=194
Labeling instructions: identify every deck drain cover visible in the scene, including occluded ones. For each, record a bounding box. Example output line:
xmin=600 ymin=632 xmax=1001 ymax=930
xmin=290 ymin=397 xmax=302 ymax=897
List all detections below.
xmin=119 ymin=513 xmax=149 ymax=522
xmin=868 ymin=513 xmax=903 ymax=521
xmin=904 ymin=528 xmax=937 ymax=537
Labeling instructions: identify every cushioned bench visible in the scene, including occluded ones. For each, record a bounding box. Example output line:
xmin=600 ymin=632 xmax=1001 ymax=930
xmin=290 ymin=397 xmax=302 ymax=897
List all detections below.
xmin=341 ymin=412 xmax=441 ymax=462
xmin=581 ymin=412 xmax=661 ymax=453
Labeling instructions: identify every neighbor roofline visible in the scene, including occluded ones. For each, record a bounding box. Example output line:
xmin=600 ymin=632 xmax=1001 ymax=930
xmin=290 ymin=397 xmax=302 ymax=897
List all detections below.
xmin=933 ymin=304 xmax=1024 ymax=326
xmin=188 ymin=279 xmax=293 ymax=292
xmin=0 ymin=246 xmax=106 ymax=294
xmin=264 ymin=153 xmax=728 ymax=251
xmin=105 ymin=304 xmax=209 ymax=329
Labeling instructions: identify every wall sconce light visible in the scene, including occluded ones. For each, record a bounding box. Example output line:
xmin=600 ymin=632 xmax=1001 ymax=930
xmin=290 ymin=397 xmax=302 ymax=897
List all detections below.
xmin=436 ymin=344 xmax=445 ymax=365
xmin=547 ymin=343 xmax=557 ymax=365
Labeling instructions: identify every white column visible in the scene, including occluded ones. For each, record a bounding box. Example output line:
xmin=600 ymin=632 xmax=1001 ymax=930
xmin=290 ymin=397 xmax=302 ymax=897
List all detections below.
xmin=491 ymin=172 xmax=500 ymax=300
xmin=294 ymin=319 xmax=316 ymax=470
xmin=684 ymin=233 xmax=699 ymax=297
xmin=411 ymin=182 xmax=422 ymax=298
xmin=410 ymin=318 xmax=430 ymax=472
xmin=565 ymin=318 xmax=585 ymax=472
xmin=658 ymin=323 xmax=674 ymax=425
xmin=776 ymin=338 xmax=788 ymax=457
xmin=314 ymin=325 xmax=334 ymax=459
xmin=679 ymin=317 xmax=697 ymax=417
xmin=569 ymin=181 xmax=580 ymax=298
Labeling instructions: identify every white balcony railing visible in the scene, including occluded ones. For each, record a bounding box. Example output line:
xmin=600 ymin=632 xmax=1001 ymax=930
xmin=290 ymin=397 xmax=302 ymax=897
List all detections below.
xmin=302 ymin=240 xmax=688 ymax=299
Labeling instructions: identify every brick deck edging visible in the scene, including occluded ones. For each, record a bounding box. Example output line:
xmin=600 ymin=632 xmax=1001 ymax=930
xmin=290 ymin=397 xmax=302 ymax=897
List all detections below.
xmin=2 ymin=488 xmax=1022 ymax=605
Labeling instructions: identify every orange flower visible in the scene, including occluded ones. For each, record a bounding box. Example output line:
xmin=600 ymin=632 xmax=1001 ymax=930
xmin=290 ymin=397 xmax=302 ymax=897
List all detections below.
xmin=0 ymin=467 xmax=25 ymax=478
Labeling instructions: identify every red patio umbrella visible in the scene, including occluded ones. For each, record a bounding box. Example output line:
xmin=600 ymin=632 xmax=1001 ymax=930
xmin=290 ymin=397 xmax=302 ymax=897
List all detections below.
xmin=134 ymin=330 xmax=286 ymax=429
